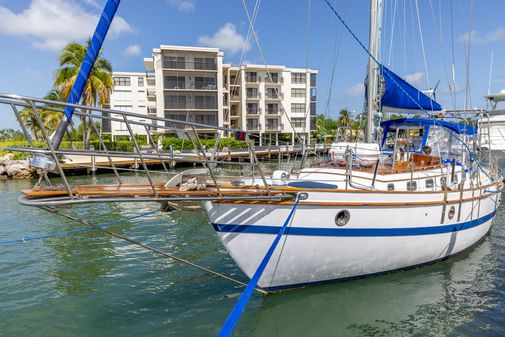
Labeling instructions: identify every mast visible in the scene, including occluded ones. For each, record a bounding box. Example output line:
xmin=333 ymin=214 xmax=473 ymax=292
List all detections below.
xmin=366 ymin=0 xmax=383 ymax=143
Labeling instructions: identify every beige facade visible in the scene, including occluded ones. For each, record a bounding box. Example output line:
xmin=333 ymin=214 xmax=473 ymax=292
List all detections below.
xmin=108 ymin=45 xmax=317 ymax=144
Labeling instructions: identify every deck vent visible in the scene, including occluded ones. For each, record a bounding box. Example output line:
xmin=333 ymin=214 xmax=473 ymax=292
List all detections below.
xmin=448 ymin=206 xmax=456 ymax=220
xmin=335 ymin=210 xmax=350 ymax=226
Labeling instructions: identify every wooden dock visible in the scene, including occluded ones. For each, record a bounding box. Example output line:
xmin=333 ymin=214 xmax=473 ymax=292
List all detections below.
xmin=60 ymin=144 xmax=329 ymax=173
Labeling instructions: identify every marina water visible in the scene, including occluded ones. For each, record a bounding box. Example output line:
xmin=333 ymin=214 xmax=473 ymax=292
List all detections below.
xmin=1 ymin=173 xmax=505 ymax=337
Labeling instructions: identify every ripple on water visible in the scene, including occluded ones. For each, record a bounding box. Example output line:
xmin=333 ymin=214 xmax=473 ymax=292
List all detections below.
xmin=0 ymin=174 xmax=505 ymax=337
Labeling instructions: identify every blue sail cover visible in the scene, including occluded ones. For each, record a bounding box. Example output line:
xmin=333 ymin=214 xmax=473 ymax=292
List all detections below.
xmin=63 ymin=0 xmax=121 ymax=120
xmin=380 ymin=66 xmax=442 ymax=111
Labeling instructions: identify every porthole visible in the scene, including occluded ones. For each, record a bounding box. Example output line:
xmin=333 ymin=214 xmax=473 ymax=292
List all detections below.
xmin=425 ymin=178 xmax=434 ymax=189
xmin=335 ymin=210 xmax=350 ymax=226
xmin=387 ymin=183 xmax=395 ymax=191
xmin=448 ymin=206 xmax=456 ymax=220
xmin=298 ymin=192 xmax=309 ymax=200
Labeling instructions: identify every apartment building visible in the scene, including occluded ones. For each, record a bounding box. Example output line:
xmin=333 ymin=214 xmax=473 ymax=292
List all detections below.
xmin=107 ymin=45 xmax=317 ymax=144
xmin=104 ymin=71 xmax=151 ymax=139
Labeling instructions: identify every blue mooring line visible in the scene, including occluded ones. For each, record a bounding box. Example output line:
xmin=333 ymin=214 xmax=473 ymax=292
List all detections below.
xmin=216 ymin=195 xmax=302 ymax=337
xmin=0 ymin=210 xmax=160 ymax=246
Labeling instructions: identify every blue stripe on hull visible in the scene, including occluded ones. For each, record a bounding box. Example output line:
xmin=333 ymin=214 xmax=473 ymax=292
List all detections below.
xmin=212 ymin=210 xmax=497 ymax=237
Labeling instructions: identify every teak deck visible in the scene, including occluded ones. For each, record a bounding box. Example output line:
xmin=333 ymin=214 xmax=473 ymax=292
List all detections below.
xmin=21 ymin=183 xmax=277 ymax=199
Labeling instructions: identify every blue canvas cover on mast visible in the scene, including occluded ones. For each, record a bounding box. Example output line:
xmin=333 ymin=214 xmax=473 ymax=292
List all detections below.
xmin=380 ymin=65 xmax=442 ymax=112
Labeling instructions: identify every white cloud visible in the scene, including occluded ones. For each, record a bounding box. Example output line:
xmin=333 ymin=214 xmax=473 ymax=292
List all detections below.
xmin=197 ymin=23 xmax=250 ymax=55
xmin=124 ymin=44 xmax=141 ymax=56
xmin=458 ymin=27 xmax=505 ymax=45
xmin=404 ymin=72 xmax=424 ymax=86
xmin=345 ymin=82 xmax=365 ymax=96
xmin=167 ymin=0 xmax=195 ymax=13
xmin=0 ymin=0 xmax=133 ymax=51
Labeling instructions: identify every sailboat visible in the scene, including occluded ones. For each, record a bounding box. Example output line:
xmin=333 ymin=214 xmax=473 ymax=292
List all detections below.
xmin=203 ymin=0 xmax=503 ymax=290
xmin=2 ymin=0 xmax=502 ymax=292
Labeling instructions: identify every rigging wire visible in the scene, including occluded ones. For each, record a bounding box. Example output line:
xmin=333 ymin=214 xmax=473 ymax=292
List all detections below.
xmin=450 ymin=0 xmax=457 ymax=108
xmin=40 ymin=206 xmax=268 ymax=295
xmin=386 ymin=0 xmax=398 ymax=67
xmin=428 ymin=0 xmax=456 ymax=108
xmin=240 ymin=0 xmax=304 ymax=147
xmin=321 ymin=0 xmax=495 ymax=180
xmin=464 ymin=0 xmax=474 ymax=110
xmin=414 ymin=0 xmax=431 ymax=89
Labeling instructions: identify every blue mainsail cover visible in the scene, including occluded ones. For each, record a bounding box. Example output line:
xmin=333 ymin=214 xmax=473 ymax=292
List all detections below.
xmin=380 ymin=66 xmax=442 ymax=111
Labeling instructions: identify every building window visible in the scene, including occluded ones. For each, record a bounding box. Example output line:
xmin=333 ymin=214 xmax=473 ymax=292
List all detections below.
xmin=310 ymin=117 xmax=316 ymax=130
xmin=291 ymin=103 xmax=306 ymax=113
xmin=164 ymin=112 xmax=187 ymax=128
xmin=138 ymin=90 xmax=145 ymax=101
xmin=292 ymin=72 xmax=306 ymax=84
xmin=194 ymin=76 xmax=216 ymax=89
xmin=267 ymin=73 xmax=279 ymax=83
xmin=310 ymin=102 xmax=316 ymax=115
xmin=266 ymin=118 xmax=279 ymax=130
xmin=310 ymin=73 xmax=317 ymax=87
xmin=165 ymin=95 xmax=186 ymax=109
xmin=246 ymin=72 xmax=257 ymax=82
xmin=163 ymin=56 xmax=185 ymax=69
xmin=138 ymin=77 xmax=144 ymax=87
xmin=266 ymin=104 xmax=279 ymax=114
xmin=246 ymin=103 xmax=258 ymax=114
xmin=291 ymin=88 xmax=306 ymax=97
xmin=247 ymin=119 xmax=259 ymax=130
xmin=112 ymin=90 xmax=132 ymax=101
xmin=194 ymin=57 xmax=215 ymax=70
xmin=114 ymin=77 xmax=131 ymax=86
xmin=292 ymin=118 xmax=306 ymax=128
xmin=194 ymin=113 xmax=217 ymax=126
xmin=310 ymin=88 xmax=317 ymax=101
xmin=246 ymin=87 xmax=258 ymax=99
xmin=195 ymin=94 xmax=217 ymax=109
xmin=266 ymin=88 xmax=279 ymax=99
xmin=164 ymin=76 xmax=185 ymax=89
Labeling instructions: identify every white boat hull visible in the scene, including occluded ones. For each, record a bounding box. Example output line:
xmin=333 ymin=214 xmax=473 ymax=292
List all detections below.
xmin=205 ymin=190 xmax=501 ymax=290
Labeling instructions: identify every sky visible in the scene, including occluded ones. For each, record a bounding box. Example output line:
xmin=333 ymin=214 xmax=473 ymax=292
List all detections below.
xmin=1 ymin=0 xmax=505 ymax=130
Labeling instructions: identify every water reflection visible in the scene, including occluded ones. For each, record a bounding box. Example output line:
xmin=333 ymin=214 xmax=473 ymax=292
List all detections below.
xmin=241 ymin=239 xmax=497 ymax=337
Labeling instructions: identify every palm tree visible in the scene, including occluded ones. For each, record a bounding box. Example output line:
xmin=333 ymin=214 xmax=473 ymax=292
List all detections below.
xmin=54 ymin=39 xmax=113 ymax=149
xmin=41 ymin=89 xmax=65 ymax=134
xmin=337 ymin=108 xmax=353 ymax=128
xmin=19 ymin=107 xmax=41 ymax=141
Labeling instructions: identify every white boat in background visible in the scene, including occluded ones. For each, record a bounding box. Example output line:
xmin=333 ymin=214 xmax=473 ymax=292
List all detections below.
xmin=481 ymin=90 xmax=505 ymax=151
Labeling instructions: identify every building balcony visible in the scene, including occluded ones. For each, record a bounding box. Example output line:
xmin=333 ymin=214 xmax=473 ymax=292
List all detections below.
xmin=265 ymin=108 xmax=283 ymax=116
xmin=164 ymin=103 xmax=217 ymax=110
xmin=164 ymin=84 xmax=217 ymax=91
xmin=265 ymin=77 xmax=283 ymax=85
xmin=247 ymin=123 xmax=261 ymax=131
xmin=265 ymin=93 xmax=283 ymax=100
xmin=162 ymin=61 xmax=217 ymax=71
xmin=265 ymin=124 xmax=284 ymax=131
xmin=247 ymin=108 xmax=261 ymax=116
xmin=147 ymin=89 xmax=156 ymax=100
xmin=246 ymin=93 xmax=261 ymax=100
xmin=230 ymin=95 xmax=240 ymax=101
